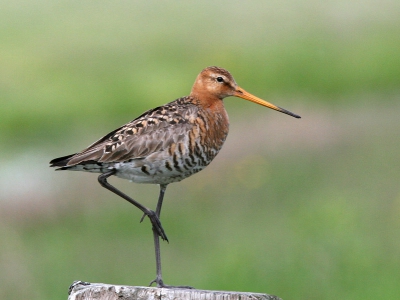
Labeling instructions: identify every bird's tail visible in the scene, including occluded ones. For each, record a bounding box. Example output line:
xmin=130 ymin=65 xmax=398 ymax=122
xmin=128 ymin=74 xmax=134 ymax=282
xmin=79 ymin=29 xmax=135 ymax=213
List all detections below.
xmin=49 ymin=154 xmax=76 ymax=168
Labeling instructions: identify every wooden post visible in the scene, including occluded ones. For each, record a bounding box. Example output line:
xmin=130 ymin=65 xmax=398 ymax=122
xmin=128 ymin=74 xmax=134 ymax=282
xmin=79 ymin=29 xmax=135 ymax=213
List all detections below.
xmin=68 ymin=281 xmax=282 ymax=300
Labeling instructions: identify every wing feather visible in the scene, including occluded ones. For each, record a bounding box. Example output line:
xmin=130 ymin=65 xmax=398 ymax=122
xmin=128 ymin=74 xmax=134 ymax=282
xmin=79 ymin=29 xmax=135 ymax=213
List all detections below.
xmin=65 ymin=99 xmax=197 ymax=166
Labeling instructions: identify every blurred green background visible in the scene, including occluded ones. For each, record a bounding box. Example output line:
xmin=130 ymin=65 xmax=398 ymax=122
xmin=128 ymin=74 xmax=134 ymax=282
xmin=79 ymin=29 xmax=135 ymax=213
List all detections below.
xmin=1 ymin=1 xmax=400 ymax=299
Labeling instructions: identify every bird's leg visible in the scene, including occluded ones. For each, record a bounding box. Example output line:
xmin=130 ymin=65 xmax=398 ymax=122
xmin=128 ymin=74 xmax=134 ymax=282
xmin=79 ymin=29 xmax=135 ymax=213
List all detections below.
xmin=149 ymin=222 xmax=164 ymax=287
xmin=148 ymin=184 xmax=193 ymax=289
xmin=149 ymin=184 xmax=167 ymax=287
xmin=98 ymin=170 xmax=168 ymax=242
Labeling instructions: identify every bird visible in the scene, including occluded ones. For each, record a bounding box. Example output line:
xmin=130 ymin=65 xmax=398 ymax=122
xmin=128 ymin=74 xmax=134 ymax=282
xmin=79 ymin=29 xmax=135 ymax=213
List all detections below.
xmin=50 ymin=66 xmax=300 ymax=288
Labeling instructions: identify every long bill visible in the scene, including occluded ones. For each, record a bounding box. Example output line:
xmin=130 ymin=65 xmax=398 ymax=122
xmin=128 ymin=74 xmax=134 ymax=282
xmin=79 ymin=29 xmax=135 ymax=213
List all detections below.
xmin=234 ymin=87 xmax=301 ymax=119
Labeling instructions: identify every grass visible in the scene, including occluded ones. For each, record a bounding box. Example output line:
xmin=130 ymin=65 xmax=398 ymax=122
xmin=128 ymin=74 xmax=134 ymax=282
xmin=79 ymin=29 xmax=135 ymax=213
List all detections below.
xmin=1 ymin=1 xmax=400 ymax=148
xmin=1 ymin=1 xmax=400 ymax=299
xmin=3 ymin=113 xmax=400 ymax=299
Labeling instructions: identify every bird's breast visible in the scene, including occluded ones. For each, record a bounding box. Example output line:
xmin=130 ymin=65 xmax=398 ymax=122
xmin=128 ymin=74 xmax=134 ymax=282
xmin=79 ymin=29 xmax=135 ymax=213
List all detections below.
xmin=113 ymin=105 xmax=229 ymax=185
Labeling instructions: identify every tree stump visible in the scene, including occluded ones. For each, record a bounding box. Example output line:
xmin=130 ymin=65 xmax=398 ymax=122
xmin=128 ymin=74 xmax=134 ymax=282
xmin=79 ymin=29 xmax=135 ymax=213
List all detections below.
xmin=68 ymin=281 xmax=282 ymax=300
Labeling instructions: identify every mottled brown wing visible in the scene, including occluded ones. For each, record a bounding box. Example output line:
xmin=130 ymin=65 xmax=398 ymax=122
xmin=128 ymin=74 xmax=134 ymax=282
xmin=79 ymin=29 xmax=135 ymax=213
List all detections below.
xmin=66 ymin=100 xmax=196 ymax=166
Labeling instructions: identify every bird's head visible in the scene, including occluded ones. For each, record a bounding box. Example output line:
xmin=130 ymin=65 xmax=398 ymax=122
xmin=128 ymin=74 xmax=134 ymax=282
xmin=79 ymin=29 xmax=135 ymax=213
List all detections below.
xmin=191 ymin=66 xmax=300 ymax=118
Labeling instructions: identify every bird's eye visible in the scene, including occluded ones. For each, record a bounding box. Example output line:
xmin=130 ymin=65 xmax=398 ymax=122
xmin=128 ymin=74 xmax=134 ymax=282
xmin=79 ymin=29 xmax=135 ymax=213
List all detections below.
xmin=216 ymin=76 xmax=224 ymax=83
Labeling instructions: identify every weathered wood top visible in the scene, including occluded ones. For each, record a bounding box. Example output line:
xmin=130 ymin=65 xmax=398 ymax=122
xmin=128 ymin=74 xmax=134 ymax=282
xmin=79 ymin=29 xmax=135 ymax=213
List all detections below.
xmin=68 ymin=281 xmax=282 ymax=300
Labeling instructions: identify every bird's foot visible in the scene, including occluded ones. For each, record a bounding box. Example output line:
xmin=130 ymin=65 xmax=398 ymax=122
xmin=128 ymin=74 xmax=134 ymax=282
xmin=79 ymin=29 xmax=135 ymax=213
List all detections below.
xmin=149 ymin=277 xmax=193 ymax=289
xmin=68 ymin=280 xmax=91 ymax=295
xmin=140 ymin=210 xmax=168 ymax=242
